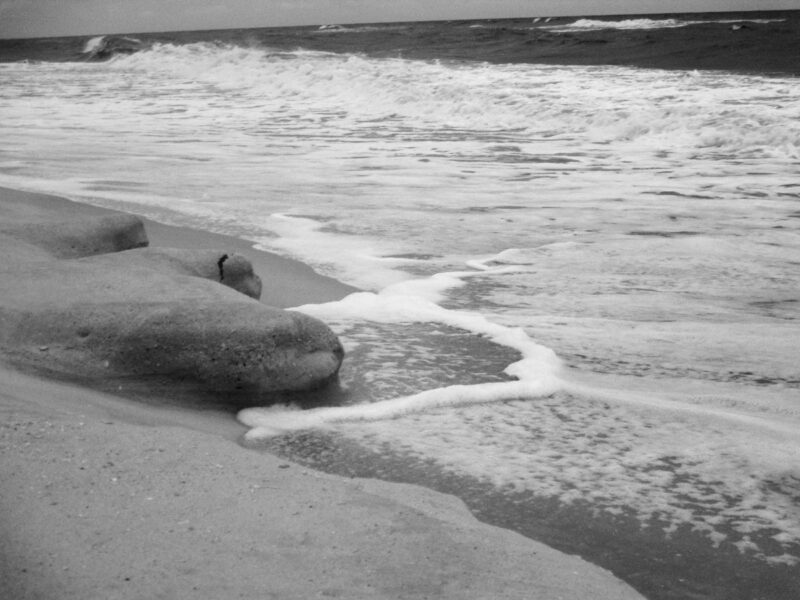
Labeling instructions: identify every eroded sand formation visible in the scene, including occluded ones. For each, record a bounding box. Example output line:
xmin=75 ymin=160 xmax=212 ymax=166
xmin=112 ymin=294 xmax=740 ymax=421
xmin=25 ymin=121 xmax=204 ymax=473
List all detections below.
xmin=0 ymin=194 xmax=344 ymax=398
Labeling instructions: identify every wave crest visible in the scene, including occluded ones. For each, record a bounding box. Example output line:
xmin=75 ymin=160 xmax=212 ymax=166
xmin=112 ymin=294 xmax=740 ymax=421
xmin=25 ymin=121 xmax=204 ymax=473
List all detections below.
xmin=82 ymin=35 xmax=144 ymax=60
xmin=545 ymin=17 xmax=787 ymax=32
xmin=105 ymin=42 xmax=800 ymax=160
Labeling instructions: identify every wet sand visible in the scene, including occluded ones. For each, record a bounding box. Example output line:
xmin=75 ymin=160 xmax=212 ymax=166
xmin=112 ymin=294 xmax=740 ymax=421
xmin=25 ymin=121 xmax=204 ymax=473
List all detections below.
xmin=0 ymin=187 xmax=644 ymax=599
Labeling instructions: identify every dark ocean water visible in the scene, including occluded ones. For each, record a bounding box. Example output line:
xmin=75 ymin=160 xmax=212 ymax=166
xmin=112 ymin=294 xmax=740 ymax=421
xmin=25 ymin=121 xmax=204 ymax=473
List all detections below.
xmin=1 ymin=10 xmax=799 ymax=74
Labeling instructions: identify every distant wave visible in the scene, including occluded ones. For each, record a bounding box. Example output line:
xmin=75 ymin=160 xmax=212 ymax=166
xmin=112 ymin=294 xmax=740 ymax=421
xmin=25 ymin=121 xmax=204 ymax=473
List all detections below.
xmin=315 ymin=23 xmax=411 ymax=34
xmin=544 ymin=17 xmax=786 ymax=32
xmin=567 ymin=18 xmax=688 ymax=30
xmin=82 ymin=35 xmax=144 ymax=60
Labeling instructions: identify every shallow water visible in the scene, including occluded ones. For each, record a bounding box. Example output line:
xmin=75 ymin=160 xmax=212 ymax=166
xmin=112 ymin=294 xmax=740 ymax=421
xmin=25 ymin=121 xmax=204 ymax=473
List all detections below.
xmin=1 ymin=16 xmax=799 ymax=598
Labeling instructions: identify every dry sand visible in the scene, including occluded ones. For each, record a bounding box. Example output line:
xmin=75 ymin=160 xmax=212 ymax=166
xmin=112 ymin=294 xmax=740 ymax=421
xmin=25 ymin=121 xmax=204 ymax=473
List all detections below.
xmin=0 ymin=188 xmax=644 ymax=599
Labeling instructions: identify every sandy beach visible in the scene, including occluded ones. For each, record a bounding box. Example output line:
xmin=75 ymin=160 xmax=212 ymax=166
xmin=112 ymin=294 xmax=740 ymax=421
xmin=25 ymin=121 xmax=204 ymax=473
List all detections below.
xmin=0 ymin=188 xmax=644 ymax=599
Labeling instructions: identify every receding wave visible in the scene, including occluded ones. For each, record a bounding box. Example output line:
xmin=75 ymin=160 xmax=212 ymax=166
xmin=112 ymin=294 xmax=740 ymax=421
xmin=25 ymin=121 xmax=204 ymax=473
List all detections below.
xmin=3 ymin=13 xmax=797 ymax=74
xmin=238 ymin=268 xmax=800 ymax=566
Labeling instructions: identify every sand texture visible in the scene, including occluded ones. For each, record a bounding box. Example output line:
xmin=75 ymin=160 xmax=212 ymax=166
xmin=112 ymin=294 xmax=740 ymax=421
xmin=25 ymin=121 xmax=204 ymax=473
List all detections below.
xmin=0 ymin=366 xmax=645 ymax=600
xmin=0 ymin=188 xmax=645 ymax=599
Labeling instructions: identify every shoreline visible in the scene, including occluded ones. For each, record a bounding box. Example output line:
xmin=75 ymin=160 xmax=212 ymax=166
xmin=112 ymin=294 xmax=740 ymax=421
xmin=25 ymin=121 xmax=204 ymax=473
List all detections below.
xmin=0 ymin=363 xmax=642 ymax=600
xmin=0 ymin=186 xmax=645 ymax=599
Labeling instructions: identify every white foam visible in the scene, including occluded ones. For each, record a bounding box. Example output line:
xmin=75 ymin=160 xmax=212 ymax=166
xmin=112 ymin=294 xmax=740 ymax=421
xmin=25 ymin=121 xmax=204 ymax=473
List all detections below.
xmin=3 ymin=46 xmax=798 ymax=246
xmin=547 ymin=17 xmax=787 ymax=32
xmin=354 ymin=396 xmax=800 ymax=559
xmin=567 ymin=18 xmax=687 ymax=30
xmin=293 ymin=285 xmax=562 ymax=380
xmin=4 ymin=42 xmax=799 ymax=563
xmin=314 ymin=24 xmax=410 ymax=34
xmin=239 ymin=378 xmax=562 ymax=439
xmin=83 ymin=36 xmax=106 ymax=54
xmin=257 ymin=265 xmax=799 ymax=443
xmin=240 ymin=338 xmax=800 ymax=562
xmin=242 ymin=246 xmax=800 ymax=562
xmin=254 ymin=213 xmax=412 ymax=290
xmin=238 ymin=260 xmax=564 ymax=438
xmin=67 ymin=43 xmax=798 ymax=159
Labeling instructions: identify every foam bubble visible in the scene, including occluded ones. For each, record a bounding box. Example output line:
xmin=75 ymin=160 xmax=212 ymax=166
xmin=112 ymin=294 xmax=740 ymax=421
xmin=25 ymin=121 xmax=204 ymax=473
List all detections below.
xmin=546 ymin=17 xmax=787 ymax=32
xmin=255 ymin=213 xmax=412 ymax=290
xmin=239 ymin=378 xmax=563 ymax=439
xmin=293 ymin=285 xmax=562 ymax=381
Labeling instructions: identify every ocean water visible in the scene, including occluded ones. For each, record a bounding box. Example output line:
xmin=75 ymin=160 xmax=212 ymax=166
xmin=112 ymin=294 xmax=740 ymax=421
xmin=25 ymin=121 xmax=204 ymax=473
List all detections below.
xmin=1 ymin=12 xmax=799 ymax=600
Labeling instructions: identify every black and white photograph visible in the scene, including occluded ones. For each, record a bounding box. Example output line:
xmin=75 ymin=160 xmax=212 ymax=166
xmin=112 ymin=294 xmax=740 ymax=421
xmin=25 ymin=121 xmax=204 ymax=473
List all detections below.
xmin=1 ymin=1 xmax=799 ymax=598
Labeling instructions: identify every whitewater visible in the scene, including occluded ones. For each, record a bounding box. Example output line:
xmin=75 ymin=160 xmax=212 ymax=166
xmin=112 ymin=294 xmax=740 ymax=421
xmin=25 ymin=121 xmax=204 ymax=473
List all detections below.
xmin=1 ymin=16 xmax=799 ymax=598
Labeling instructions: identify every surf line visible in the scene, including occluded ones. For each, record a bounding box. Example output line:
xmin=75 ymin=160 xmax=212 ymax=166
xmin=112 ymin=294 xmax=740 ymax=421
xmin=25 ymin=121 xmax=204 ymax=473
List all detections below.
xmin=237 ymin=252 xmax=800 ymax=442
xmin=238 ymin=252 xmax=567 ymax=440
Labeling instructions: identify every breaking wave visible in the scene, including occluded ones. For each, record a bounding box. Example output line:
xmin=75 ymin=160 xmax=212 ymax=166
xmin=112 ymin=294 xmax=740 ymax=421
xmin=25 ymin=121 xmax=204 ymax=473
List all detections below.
xmin=102 ymin=42 xmax=800 ymax=160
xmin=546 ymin=17 xmax=787 ymax=31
